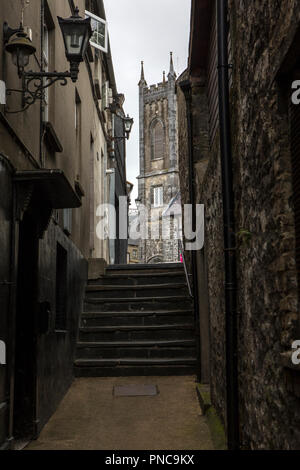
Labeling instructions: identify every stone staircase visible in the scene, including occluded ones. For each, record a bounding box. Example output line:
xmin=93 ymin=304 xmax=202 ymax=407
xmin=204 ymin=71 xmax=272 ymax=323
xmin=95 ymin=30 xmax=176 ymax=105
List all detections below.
xmin=74 ymin=263 xmax=197 ymax=376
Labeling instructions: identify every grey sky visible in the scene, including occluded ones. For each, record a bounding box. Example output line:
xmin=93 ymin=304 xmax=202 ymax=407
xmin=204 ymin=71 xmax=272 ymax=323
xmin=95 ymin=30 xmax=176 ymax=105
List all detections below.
xmin=104 ymin=0 xmax=191 ymax=205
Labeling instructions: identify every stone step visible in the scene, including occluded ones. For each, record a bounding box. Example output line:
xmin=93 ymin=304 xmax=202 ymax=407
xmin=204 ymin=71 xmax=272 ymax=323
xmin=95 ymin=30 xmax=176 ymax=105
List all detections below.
xmin=74 ymin=357 xmax=197 ymax=377
xmin=88 ymin=271 xmax=186 ymax=286
xmin=76 ymin=339 xmax=196 ymax=359
xmin=79 ymin=324 xmax=195 ymax=342
xmin=75 ymin=357 xmax=197 ymax=366
xmin=76 ymin=263 xmax=196 ymax=378
xmin=81 ymin=310 xmax=194 ymax=327
xmin=85 ymin=283 xmax=189 ymax=299
xmin=84 ymin=296 xmax=193 ymax=313
xmin=74 ymin=364 xmax=197 ymax=377
xmin=105 ymin=263 xmax=184 ymax=276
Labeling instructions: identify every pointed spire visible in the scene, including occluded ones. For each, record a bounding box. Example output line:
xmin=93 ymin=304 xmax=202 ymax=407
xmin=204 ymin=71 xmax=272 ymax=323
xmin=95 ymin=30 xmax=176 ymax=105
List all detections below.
xmin=138 ymin=60 xmax=147 ymax=87
xmin=141 ymin=61 xmax=145 ymax=81
xmin=169 ymin=52 xmax=175 ymax=76
xmin=163 ymin=71 xmax=166 ymax=84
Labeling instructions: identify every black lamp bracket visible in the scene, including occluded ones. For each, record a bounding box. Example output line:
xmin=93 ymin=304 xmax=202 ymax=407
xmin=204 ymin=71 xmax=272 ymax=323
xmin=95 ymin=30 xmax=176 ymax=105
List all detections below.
xmin=3 ymin=21 xmax=22 ymax=43
xmin=6 ymin=70 xmax=75 ymax=114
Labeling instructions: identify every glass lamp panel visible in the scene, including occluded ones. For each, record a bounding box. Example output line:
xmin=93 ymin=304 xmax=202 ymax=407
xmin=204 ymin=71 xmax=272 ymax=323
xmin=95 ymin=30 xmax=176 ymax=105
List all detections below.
xmin=66 ymin=32 xmax=84 ymax=56
xmin=12 ymin=48 xmax=30 ymax=68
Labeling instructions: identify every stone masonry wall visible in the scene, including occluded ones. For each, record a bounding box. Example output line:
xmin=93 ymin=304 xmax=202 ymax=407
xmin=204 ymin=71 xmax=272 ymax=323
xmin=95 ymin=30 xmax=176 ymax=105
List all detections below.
xmin=230 ymin=0 xmax=300 ymax=449
xmin=178 ymin=0 xmax=300 ymax=448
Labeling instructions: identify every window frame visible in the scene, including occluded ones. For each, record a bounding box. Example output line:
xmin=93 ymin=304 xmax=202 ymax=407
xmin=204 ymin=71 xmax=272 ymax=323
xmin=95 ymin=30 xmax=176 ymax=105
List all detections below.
xmin=85 ymin=10 xmax=108 ymax=53
xmin=153 ymin=186 xmax=164 ymax=208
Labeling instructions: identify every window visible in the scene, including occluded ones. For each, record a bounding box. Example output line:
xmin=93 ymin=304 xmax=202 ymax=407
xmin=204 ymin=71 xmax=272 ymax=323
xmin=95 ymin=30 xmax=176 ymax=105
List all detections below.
xmin=55 ymin=244 xmax=68 ymax=331
xmin=153 ymin=186 xmax=163 ymax=208
xmin=151 ymin=120 xmax=165 ymax=160
xmin=85 ymin=10 xmax=108 ymax=53
xmin=63 ymin=209 xmax=72 ymax=236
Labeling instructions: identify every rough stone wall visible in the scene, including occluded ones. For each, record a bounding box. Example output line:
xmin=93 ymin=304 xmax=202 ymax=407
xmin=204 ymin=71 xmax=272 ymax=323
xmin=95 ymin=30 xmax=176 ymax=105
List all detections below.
xmin=199 ymin=137 xmax=226 ymax=424
xmin=177 ymin=73 xmax=216 ymax=386
xmin=178 ymin=0 xmax=300 ymax=448
xmin=229 ymin=0 xmax=300 ymax=449
xmin=138 ymin=74 xmax=181 ymax=264
xmin=139 ymin=171 xmax=180 ymax=263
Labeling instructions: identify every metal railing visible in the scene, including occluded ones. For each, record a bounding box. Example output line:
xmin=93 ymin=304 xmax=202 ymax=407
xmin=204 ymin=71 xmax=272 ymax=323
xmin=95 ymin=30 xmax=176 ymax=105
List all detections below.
xmin=179 ymin=239 xmax=193 ymax=298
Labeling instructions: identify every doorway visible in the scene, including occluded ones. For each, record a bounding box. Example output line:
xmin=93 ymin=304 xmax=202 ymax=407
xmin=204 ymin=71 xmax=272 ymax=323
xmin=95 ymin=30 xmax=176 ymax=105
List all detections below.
xmin=13 ymin=206 xmax=39 ymax=440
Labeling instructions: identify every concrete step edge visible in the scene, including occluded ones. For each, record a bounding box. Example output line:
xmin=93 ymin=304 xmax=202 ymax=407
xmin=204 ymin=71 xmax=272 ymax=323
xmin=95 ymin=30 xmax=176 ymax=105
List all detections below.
xmin=81 ymin=310 xmax=194 ymax=317
xmin=77 ymin=339 xmax=196 ymax=348
xmin=106 ymin=263 xmax=183 ymax=271
xmin=85 ymin=296 xmax=193 ymax=303
xmin=79 ymin=324 xmax=195 ymax=332
xmin=86 ymin=283 xmax=188 ymax=291
xmin=74 ymin=358 xmax=197 ymax=366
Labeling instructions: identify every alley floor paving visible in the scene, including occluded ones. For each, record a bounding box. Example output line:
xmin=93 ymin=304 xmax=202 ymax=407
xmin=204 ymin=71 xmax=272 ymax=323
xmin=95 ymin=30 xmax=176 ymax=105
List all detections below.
xmin=26 ymin=376 xmax=213 ymax=450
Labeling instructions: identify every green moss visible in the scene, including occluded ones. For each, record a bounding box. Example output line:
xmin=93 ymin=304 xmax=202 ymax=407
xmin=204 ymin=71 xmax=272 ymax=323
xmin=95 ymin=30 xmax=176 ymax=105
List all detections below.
xmin=196 ymin=383 xmax=227 ymax=450
xmin=206 ymin=407 xmax=227 ymax=450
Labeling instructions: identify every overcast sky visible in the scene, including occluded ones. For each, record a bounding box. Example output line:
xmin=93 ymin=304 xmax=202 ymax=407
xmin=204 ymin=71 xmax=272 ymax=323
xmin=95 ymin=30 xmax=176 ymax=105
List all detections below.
xmin=104 ymin=0 xmax=192 ymax=206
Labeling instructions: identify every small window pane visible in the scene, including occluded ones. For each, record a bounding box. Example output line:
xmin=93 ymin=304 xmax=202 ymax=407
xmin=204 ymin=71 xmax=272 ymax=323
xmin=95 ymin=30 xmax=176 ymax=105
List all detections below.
xmin=85 ymin=10 xmax=108 ymax=53
xmin=154 ymin=186 xmax=163 ymax=208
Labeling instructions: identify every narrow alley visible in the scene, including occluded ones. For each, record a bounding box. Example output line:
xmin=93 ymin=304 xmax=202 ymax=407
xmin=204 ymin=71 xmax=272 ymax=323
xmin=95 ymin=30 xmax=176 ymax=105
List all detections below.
xmin=0 ymin=0 xmax=300 ymax=455
xmin=26 ymin=376 xmax=213 ymax=451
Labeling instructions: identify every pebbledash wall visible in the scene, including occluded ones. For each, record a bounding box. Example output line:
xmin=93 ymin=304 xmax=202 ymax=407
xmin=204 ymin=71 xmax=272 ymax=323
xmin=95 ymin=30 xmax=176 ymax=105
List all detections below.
xmin=178 ymin=0 xmax=300 ymax=449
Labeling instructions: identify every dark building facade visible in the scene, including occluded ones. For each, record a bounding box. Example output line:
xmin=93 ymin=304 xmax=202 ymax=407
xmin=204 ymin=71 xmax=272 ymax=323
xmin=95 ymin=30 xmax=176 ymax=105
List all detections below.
xmin=178 ymin=0 xmax=300 ymax=450
xmin=0 ymin=0 xmax=126 ymax=449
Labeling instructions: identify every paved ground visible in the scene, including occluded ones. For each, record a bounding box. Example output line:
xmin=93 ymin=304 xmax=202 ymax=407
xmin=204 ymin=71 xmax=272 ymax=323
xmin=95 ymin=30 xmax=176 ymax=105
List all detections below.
xmin=26 ymin=376 xmax=213 ymax=450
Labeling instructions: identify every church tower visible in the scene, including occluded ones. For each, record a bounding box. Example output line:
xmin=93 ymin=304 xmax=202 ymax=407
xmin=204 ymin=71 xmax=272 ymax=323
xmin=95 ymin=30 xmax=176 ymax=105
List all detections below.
xmin=137 ymin=54 xmax=181 ymax=264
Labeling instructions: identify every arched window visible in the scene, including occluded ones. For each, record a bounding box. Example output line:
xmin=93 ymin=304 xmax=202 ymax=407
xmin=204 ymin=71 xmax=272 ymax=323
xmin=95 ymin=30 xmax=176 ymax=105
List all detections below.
xmin=151 ymin=120 xmax=165 ymax=160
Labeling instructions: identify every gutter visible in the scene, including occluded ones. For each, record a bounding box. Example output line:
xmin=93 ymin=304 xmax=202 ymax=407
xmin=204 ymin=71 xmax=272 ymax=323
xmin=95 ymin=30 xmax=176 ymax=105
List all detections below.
xmin=216 ymin=0 xmax=240 ymax=450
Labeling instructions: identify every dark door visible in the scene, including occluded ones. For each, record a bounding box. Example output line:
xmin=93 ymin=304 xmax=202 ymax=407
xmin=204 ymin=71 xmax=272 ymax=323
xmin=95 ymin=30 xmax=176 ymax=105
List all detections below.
xmin=0 ymin=157 xmax=13 ymax=448
xmin=13 ymin=205 xmax=39 ymax=439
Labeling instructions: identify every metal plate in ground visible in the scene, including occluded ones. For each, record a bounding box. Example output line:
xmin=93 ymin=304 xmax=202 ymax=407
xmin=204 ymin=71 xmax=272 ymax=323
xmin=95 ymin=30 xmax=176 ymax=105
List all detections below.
xmin=113 ymin=384 xmax=158 ymax=397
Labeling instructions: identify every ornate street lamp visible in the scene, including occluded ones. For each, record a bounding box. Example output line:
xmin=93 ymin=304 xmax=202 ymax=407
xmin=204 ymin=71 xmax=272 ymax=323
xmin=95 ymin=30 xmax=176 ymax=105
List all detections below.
xmin=58 ymin=7 xmax=92 ymax=82
xmin=123 ymin=115 xmax=134 ymax=140
xmin=3 ymin=7 xmax=92 ymax=112
xmin=5 ymin=27 xmax=36 ymax=77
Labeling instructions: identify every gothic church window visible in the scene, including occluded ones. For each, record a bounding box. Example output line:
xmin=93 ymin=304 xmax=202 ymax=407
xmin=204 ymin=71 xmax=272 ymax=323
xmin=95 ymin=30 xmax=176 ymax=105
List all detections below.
xmin=151 ymin=120 xmax=165 ymax=160
xmin=153 ymin=186 xmax=163 ymax=208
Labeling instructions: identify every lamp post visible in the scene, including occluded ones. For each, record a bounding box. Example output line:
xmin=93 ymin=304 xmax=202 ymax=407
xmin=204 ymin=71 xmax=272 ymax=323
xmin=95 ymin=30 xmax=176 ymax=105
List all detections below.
xmin=3 ymin=7 xmax=92 ymax=112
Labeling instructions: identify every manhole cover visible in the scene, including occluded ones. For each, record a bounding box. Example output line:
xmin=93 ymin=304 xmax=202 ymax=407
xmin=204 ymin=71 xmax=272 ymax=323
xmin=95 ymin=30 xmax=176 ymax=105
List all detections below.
xmin=113 ymin=384 xmax=158 ymax=397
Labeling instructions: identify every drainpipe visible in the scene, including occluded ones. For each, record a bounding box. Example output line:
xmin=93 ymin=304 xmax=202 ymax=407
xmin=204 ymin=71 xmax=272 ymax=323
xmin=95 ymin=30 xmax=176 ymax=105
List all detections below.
xmin=179 ymin=79 xmax=201 ymax=383
xmin=217 ymin=0 xmax=239 ymax=450
xmin=40 ymin=0 xmax=45 ymax=166
xmin=107 ymin=168 xmax=116 ymax=265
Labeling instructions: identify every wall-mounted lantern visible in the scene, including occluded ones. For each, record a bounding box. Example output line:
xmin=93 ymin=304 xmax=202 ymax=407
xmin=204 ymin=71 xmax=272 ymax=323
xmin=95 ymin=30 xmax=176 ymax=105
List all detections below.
xmin=3 ymin=7 xmax=92 ymax=113
xmin=123 ymin=115 xmax=134 ymax=140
